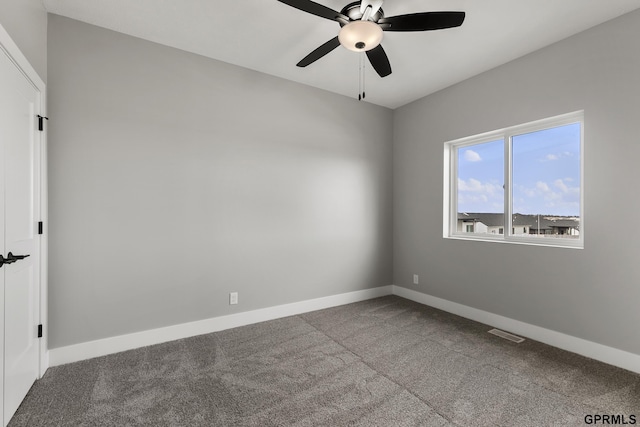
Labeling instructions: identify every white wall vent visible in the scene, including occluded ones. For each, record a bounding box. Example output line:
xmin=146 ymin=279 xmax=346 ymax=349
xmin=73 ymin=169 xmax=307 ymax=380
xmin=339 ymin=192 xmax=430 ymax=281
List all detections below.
xmin=488 ymin=328 xmax=525 ymax=343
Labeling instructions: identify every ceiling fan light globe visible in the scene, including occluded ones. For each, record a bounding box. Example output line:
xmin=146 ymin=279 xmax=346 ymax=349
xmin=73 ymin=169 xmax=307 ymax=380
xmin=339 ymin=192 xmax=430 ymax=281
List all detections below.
xmin=338 ymin=21 xmax=383 ymax=52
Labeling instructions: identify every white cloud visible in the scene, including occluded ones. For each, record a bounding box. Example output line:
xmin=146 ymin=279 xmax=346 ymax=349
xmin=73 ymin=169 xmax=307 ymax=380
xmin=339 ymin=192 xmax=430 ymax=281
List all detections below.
xmin=459 ymin=178 xmax=481 ymax=192
xmin=459 ymin=194 xmax=489 ymax=204
xmin=541 ymin=151 xmax=574 ymax=162
xmin=463 ymin=150 xmax=482 ymax=162
xmin=515 ymin=179 xmax=580 ymax=215
xmin=458 ymin=178 xmax=498 ymax=195
xmin=536 ymin=181 xmax=550 ymax=192
xmin=554 ymin=179 xmax=569 ymax=193
xmin=457 ymin=178 xmax=502 ymax=211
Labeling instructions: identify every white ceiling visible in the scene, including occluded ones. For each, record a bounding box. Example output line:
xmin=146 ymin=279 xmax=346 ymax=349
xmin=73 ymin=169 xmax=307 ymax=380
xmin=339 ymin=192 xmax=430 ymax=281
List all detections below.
xmin=42 ymin=0 xmax=640 ymax=109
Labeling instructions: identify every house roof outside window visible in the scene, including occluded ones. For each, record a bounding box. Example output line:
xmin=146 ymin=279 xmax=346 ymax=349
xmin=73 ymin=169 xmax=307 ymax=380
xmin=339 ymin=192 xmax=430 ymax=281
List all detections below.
xmin=458 ymin=212 xmax=579 ymax=232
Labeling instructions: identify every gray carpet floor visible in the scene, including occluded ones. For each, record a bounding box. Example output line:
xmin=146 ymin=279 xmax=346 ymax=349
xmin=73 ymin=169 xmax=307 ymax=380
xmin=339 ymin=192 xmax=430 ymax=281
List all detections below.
xmin=9 ymin=296 xmax=640 ymax=426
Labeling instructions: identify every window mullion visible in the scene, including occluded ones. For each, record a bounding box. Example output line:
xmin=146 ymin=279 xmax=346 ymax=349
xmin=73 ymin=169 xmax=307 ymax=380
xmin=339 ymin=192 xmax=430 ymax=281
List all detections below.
xmin=504 ymin=135 xmax=512 ymax=239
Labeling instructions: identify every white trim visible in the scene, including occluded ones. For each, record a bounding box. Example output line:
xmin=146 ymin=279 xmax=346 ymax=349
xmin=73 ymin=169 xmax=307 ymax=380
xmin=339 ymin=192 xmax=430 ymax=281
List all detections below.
xmin=0 ymin=24 xmax=45 ymax=92
xmin=0 ymin=23 xmax=48 ymax=378
xmin=392 ymin=285 xmax=640 ymax=375
xmin=49 ymin=286 xmax=393 ymax=367
xmin=442 ymin=144 xmax=451 ymax=238
xmin=48 ymin=284 xmax=640 ymax=374
xmin=444 ymin=235 xmax=583 ymax=250
xmin=38 ymin=87 xmax=49 ymax=377
xmin=36 ymin=280 xmax=640 ymax=413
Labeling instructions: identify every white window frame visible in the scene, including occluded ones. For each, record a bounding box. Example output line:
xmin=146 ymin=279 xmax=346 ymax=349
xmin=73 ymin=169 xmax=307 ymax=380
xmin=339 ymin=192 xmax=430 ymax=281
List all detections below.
xmin=443 ymin=111 xmax=584 ymax=249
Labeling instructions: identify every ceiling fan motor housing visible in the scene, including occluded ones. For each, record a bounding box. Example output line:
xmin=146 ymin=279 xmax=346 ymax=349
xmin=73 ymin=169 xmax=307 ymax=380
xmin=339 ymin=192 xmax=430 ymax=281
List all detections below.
xmin=339 ymin=1 xmax=384 ymax=24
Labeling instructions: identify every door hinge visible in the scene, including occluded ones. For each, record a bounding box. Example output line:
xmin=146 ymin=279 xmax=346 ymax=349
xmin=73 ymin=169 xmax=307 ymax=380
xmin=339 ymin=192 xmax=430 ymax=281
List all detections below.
xmin=37 ymin=115 xmax=49 ymax=131
xmin=37 ymin=324 xmax=43 ymax=338
xmin=38 ymin=221 xmax=43 ymax=235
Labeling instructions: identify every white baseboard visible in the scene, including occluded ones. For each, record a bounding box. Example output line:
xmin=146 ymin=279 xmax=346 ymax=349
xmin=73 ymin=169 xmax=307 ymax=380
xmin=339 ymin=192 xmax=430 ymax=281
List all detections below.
xmin=49 ymin=285 xmax=393 ymax=367
xmin=49 ymin=284 xmax=640 ymax=374
xmin=392 ymin=285 xmax=640 ymax=374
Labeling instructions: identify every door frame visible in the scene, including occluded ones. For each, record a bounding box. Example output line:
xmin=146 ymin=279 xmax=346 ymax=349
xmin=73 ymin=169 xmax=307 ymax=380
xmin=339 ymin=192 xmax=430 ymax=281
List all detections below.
xmin=0 ymin=23 xmax=48 ymax=378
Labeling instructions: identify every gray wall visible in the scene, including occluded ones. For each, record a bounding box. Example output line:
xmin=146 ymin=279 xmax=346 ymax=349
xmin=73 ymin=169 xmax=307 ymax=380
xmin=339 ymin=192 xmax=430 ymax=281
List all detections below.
xmin=394 ymin=10 xmax=640 ymax=355
xmin=0 ymin=0 xmax=47 ymax=81
xmin=48 ymin=15 xmax=393 ymax=349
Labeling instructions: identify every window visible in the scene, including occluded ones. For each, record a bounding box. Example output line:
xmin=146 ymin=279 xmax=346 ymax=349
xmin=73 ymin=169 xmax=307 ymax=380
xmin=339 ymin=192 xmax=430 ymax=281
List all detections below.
xmin=444 ymin=111 xmax=583 ymax=248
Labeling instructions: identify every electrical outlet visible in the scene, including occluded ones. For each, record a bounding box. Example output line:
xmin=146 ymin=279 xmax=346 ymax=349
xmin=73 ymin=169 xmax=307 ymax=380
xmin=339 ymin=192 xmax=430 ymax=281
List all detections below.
xmin=229 ymin=292 xmax=238 ymax=305
xmin=413 ymin=274 xmax=419 ymax=285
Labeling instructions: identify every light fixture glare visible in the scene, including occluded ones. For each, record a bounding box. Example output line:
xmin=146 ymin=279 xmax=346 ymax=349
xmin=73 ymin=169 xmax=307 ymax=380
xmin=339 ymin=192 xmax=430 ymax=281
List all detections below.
xmin=338 ymin=21 xmax=383 ymax=52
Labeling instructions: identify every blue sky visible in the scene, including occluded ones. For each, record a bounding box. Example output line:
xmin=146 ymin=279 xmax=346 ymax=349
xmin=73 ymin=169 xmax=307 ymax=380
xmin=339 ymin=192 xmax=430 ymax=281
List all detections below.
xmin=457 ymin=123 xmax=581 ymax=216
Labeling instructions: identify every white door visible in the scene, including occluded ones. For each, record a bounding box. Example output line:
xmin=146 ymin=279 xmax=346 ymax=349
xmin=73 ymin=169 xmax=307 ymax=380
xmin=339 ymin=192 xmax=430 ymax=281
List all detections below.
xmin=0 ymin=46 xmax=41 ymax=426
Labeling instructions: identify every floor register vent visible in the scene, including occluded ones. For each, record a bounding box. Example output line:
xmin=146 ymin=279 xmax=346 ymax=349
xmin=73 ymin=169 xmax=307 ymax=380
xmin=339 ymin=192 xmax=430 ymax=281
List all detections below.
xmin=488 ymin=328 xmax=525 ymax=343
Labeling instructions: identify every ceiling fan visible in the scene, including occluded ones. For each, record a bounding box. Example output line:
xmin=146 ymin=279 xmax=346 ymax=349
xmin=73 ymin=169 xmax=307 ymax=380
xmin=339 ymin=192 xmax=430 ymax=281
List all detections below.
xmin=276 ymin=0 xmax=465 ymax=78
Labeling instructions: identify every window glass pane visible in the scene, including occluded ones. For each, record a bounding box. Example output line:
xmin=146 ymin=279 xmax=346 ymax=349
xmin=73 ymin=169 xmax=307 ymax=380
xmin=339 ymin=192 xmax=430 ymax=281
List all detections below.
xmin=457 ymin=139 xmax=504 ymax=235
xmin=511 ymin=123 xmax=580 ymax=239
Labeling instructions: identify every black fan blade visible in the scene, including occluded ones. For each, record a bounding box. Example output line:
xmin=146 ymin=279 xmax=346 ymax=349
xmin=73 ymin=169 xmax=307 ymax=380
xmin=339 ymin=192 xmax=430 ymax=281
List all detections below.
xmin=366 ymin=45 xmax=392 ymax=77
xmin=277 ymin=0 xmax=348 ymax=22
xmin=379 ymin=11 xmax=465 ymax=32
xmin=297 ymin=37 xmax=341 ymax=67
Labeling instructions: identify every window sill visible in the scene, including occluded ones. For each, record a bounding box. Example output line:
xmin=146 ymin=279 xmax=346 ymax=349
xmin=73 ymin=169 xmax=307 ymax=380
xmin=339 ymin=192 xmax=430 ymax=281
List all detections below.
xmin=445 ymin=234 xmax=583 ymax=249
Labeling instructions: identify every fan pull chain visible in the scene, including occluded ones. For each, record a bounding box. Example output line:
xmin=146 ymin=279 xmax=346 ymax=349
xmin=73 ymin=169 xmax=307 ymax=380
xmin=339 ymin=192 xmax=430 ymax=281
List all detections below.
xmin=358 ymin=53 xmax=366 ymax=101
xmin=358 ymin=53 xmax=362 ymax=101
xmin=362 ymin=54 xmax=366 ymax=100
